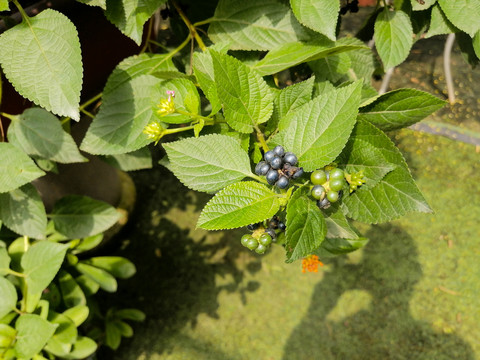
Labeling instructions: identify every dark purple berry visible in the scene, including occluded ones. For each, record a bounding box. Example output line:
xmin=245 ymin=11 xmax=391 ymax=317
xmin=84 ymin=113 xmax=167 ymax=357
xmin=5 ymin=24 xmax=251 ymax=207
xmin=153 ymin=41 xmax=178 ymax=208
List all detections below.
xmin=273 ymin=145 xmax=285 ymax=157
xmin=317 ymin=197 xmax=331 ymax=210
xmin=284 ymin=152 xmax=298 ymax=166
xmin=278 ymin=222 xmax=286 ymax=231
xmin=247 ymin=223 xmax=260 ymax=231
xmin=264 ymin=150 xmax=275 ymax=163
xmin=255 ymin=161 xmax=270 ymax=176
xmin=265 ymin=228 xmax=277 ymax=240
xmin=276 ymin=176 xmax=289 ymax=189
xmin=266 ymin=169 xmax=279 ymax=185
xmin=269 ymin=216 xmax=279 ymax=229
xmin=292 ymin=167 xmax=304 ymax=179
xmin=270 ymin=156 xmax=283 ymax=170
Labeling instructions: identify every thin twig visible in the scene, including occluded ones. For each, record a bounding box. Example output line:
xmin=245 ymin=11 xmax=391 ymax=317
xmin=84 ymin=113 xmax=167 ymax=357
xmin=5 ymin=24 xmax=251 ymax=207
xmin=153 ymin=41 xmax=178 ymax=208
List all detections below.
xmin=444 ymin=33 xmax=456 ymax=105
xmin=379 ymin=67 xmax=394 ymax=94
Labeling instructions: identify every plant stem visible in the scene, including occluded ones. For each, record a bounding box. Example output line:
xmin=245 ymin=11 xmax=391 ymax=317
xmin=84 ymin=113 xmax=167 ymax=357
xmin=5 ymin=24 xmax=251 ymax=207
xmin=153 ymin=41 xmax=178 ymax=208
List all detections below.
xmin=254 ymin=125 xmax=269 ymax=153
xmin=140 ymin=18 xmax=154 ymax=54
xmin=79 ymin=92 xmax=102 ymax=111
xmin=0 ymin=112 xmax=17 ymax=121
xmin=379 ymin=67 xmax=394 ymax=94
xmin=6 ymin=269 xmax=26 ymax=278
xmin=171 ymin=0 xmax=207 ymax=51
xmin=164 ymin=124 xmax=196 ymax=135
xmin=193 ymin=17 xmax=214 ymax=27
xmin=11 ymin=0 xmax=29 ymax=21
xmin=80 ymin=108 xmax=95 ymax=119
xmin=175 ymin=109 xmax=214 ymax=122
xmin=444 ymin=33 xmax=456 ymax=105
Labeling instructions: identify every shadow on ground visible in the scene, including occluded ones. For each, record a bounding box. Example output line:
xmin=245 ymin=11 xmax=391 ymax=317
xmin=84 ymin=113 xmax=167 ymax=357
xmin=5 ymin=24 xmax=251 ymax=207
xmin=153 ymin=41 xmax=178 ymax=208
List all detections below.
xmin=282 ymin=224 xmax=474 ymax=360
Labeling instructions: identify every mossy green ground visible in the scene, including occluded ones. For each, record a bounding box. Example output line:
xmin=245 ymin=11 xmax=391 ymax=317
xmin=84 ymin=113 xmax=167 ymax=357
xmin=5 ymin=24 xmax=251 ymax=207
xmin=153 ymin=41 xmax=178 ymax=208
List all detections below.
xmin=99 ymin=129 xmax=480 ymax=360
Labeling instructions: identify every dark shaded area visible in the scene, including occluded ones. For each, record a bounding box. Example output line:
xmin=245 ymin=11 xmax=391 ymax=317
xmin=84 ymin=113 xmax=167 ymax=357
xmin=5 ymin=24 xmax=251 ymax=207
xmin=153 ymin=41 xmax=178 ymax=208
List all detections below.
xmin=282 ymin=224 xmax=474 ymax=360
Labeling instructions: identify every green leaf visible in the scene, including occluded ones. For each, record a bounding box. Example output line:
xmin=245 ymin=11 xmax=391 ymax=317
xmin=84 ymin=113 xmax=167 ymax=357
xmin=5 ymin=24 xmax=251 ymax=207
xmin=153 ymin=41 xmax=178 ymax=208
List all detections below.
xmin=58 ymin=270 xmax=87 ymax=307
xmin=374 ymin=9 xmax=413 ymax=69
xmin=115 ymin=309 xmax=146 ymax=321
xmin=105 ymin=0 xmax=167 ymax=45
xmin=411 ymin=0 xmax=436 ymax=10
xmin=274 ymin=81 xmax=362 ymax=172
xmin=0 ymin=324 xmax=16 ymax=348
xmin=72 ymin=234 xmax=103 ymax=254
xmin=316 ymin=237 xmax=369 ymax=257
xmin=474 ymin=31 xmax=480 ymax=59
xmin=197 ymin=182 xmax=281 ymax=230
xmin=0 ymin=142 xmax=45 ymax=193
xmin=76 ymin=0 xmax=106 ymax=9
xmin=457 ymin=32 xmax=480 ymax=67
xmin=285 ymin=187 xmax=326 ymax=263
xmin=309 ymin=52 xmax=351 ymax=83
xmin=63 ymin=305 xmax=89 ymax=327
xmin=105 ymin=320 xmax=122 ymax=350
xmin=0 ymin=9 xmax=82 ymax=120
xmin=44 ymin=311 xmax=77 ymax=356
xmin=8 ymin=109 xmax=86 ymax=164
xmin=15 ymin=314 xmax=56 ymax=359
xmin=0 ymin=247 xmax=10 ymax=276
xmin=0 ymin=277 xmax=17 ymax=319
xmin=75 ymin=275 xmax=99 ymax=296
xmin=50 ymin=195 xmax=120 ymax=239
xmin=75 ymin=263 xmax=117 ymax=292
xmin=80 ymin=75 xmax=162 ymax=155
xmin=322 ymin=204 xmax=359 ymax=239
xmin=437 ymin=0 xmax=480 ymax=37
xmin=290 ymin=0 xmax=339 ymax=40
xmin=83 ymin=257 xmax=136 ymax=279
xmin=21 ymin=241 xmax=68 ymax=294
xmin=63 ymin=336 xmax=97 ymax=359
xmin=0 ymin=0 xmax=9 ymax=11
xmin=342 ymin=37 xmax=377 ymax=82
xmin=425 ymin=4 xmax=458 ymax=38
xmin=342 ymin=121 xmax=432 ymax=223
xmin=252 ymin=40 xmax=365 ymax=76
xmin=0 ymin=184 xmax=48 ymax=239
xmin=208 ymin=0 xmax=308 ymax=50
xmin=155 ymin=78 xmax=200 ymax=124
xmin=102 ymin=147 xmax=152 ymax=171
xmin=163 ymin=134 xmax=254 ymax=193
xmin=212 ymin=51 xmax=273 ymax=133
xmin=114 ymin=320 xmax=133 ymax=337
xmin=358 ymin=89 xmax=446 ymax=131
xmin=104 ymin=53 xmax=178 ymax=96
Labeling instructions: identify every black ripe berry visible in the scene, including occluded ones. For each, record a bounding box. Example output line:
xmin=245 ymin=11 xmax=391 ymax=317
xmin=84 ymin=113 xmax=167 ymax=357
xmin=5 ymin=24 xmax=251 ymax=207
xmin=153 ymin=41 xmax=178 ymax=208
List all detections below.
xmin=247 ymin=223 xmax=261 ymax=231
xmin=292 ymin=167 xmax=304 ymax=179
xmin=265 ymin=228 xmax=277 ymax=240
xmin=317 ymin=197 xmax=331 ymax=210
xmin=266 ymin=169 xmax=279 ymax=185
xmin=264 ymin=150 xmax=275 ymax=163
xmin=273 ymin=145 xmax=285 ymax=157
xmin=284 ymin=152 xmax=298 ymax=166
xmin=255 ymin=161 xmax=270 ymax=176
xmin=278 ymin=221 xmax=286 ymax=231
xmin=276 ymin=176 xmax=289 ymax=189
xmin=270 ymin=156 xmax=283 ymax=170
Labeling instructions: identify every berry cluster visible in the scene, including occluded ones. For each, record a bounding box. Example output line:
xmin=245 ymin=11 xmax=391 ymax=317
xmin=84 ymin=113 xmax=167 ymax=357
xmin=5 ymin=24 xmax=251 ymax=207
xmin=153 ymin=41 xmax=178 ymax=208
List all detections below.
xmin=255 ymin=146 xmax=304 ymax=189
xmin=345 ymin=170 xmax=366 ymax=193
xmin=241 ymin=216 xmax=286 ymax=254
xmin=310 ymin=167 xmax=346 ymax=209
xmin=340 ymin=0 xmax=359 ymax=14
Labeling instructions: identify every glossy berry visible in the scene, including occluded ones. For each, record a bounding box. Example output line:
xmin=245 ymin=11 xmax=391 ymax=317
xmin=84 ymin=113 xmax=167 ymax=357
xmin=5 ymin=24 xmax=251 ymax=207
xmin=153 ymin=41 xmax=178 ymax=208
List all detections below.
xmin=246 ymin=238 xmax=259 ymax=250
xmin=327 ymin=191 xmax=339 ymax=203
xmin=311 ymin=185 xmax=325 ymax=200
xmin=292 ymin=167 xmax=304 ymax=179
xmin=273 ymin=145 xmax=285 ymax=157
xmin=241 ymin=234 xmax=253 ymax=247
xmin=270 ymin=156 xmax=283 ymax=170
xmin=311 ymin=170 xmax=327 ymax=185
xmin=247 ymin=223 xmax=260 ymax=231
xmin=278 ymin=222 xmax=286 ymax=231
xmin=317 ymin=197 xmax=331 ymax=209
xmin=330 ymin=179 xmax=345 ymax=192
xmin=255 ymin=161 xmax=270 ymax=176
xmin=264 ymin=150 xmax=275 ymax=163
xmin=259 ymin=233 xmax=272 ymax=246
xmin=276 ymin=176 xmax=289 ymax=189
xmin=269 ymin=217 xmax=279 ymax=229
xmin=284 ymin=152 xmax=298 ymax=166
xmin=255 ymin=243 xmax=268 ymax=254
xmin=329 ymin=168 xmax=344 ymax=181
xmin=265 ymin=228 xmax=277 ymax=240
xmin=266 ymin=169 xmax=279 ymax=185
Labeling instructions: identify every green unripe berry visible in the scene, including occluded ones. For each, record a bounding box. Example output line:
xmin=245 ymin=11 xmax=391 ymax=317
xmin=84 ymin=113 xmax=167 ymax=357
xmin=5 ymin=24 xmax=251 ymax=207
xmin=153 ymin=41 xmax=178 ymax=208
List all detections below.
xmin=329 ymin=179 xmax=345 ymax=192
xmin=255 ymin=243 xmax=268 ymax=254
xmin=311 ymin=170 xmax=327 ymax=185
xmin=245 ymin=238 xmax=259 ymax=250
xmin=259 ymin=233 xmax=272 ymax=246
xmin=241 ymin=234 xmax=253 ymax=247
xmin=329 ymin=168 xmax=344 ymax=180
xmin=311 ymin=185 xmax=325 ymax=200
xmin=327 ymin=191 xmax=339 ymax=203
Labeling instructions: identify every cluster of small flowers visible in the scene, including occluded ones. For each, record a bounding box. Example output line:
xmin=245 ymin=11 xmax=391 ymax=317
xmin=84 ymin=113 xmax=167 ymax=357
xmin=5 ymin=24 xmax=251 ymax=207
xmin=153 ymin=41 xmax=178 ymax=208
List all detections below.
xmin=301 ymin=255 xmax=323 ymax=273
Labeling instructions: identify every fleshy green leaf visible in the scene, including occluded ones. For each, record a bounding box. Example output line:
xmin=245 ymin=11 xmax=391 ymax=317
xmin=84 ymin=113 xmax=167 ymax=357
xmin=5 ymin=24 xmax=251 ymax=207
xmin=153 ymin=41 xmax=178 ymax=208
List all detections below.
xmin=0 ymin=247 xmax=10 ymax=276
xmin=197 ymin=182 xmax=281 ymax=230
xmin=212 ymin=51 xmax=273 ymax=133
xmin=411 ymin=0 xmax=436 ymax=11
xmin=274 ymin=81 xmax=362 ymax=171
xmin=0 ymin=142 xmax=45 ymax=193
xmin=358 ymin=88 xmax=446 ymax=131
xmin=322 ymin=204 xmax=359 ymax=239
xmin=50 ymin=195 xmax=120 ymax=239
xmin=63 ymin=336 xmax=97 ymax=359
xmin=58 ymin=270 xmax=87 ymax=307
xmin=83 ymin=257 xmax=136 ymax=279
xmin=285 ymin=187 xmax=326 ymax=263
xmin=316 ymin=237 xmax=369 ymax=257
xmin=252 ymin=40 xmax=365 ymax=76
xmin=425 ymin=4 xmax=458 ymax=38
xmin=102 ymin=147 xmax=152 ymax=171
xmin=437 ymin=0 xmax=480 ymax=37
xmin=374 ymin=9 xmax=413 ymax=69
xmin=163 ymin=134 xmax=254 ymax=193
xmin=290 ymin=0 xmax=339 ymax=40
xmin=75 ymin=262 xmax=117 ymax=292
xmin=155 ymin=78 xmax=200 ymax=124
xmin=105 ymin=0 xmax=167 ymax=45
xmin=7 ymin=109 xmax=86 ymax=164
xmin=115 ymin=309 xmax=146 ymax=321
xmin=208 ymin=0 xmax=308 ymax=50
xmin=75 ymin=275 xmax=100 ymax=296
xmin=0 ymin=184 xmax=48 ymax=239
xmin=105 ymin=320 xmax=122 ymax=350
xmin=63 ymin=306 xmax=89 ymax=327
xmin=0 ymin=9 xmax=82 ymax=120
xmin=21 ymin=241 xmax=69 ymax=294
xmin=80 ymin=75 xmax=162 ymax=155
xmin=0 ymin=277 xmax=17 ymax=319
xmin=342 ymin=121 xmax=432 ymax=223
xmin=15 ymin=314 xmax=57 ymax=359
xmin=44 ymin=311 xmax=78 ymax=356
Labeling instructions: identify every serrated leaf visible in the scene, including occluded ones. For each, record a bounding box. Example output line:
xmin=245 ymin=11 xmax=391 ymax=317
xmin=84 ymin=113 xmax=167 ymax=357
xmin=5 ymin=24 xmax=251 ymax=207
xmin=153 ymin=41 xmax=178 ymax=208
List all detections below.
xmin=290 ymin=0 xmax=339 ymax=40
xmin=77 ymin=0 xmax=106 ymax=9
xmin=208 ymin=0 xmax=308 ymax=51
xmin=252 ymin=40 xmax=364 ymax=76
xmin=0 ymin=184 xmax=48 ymax=239
xmin=374 ymin=9 xmax=413 ymax=69
xmin=212 ymin=51 xmax=273 ymax=133
xmin=437 ymin=0 xmax=480 ymax=37
xmin=0 ymin=9 xmax=82 ymax=120
xmin=411 ymin=0 xmax=436 ymax=11
xmin=193 ymin=52 xmax=221 ymax=114
xmin=313 ymin=80 xmax=336 ymax=97
xmin=0 ymin=142 xmax=45 ymax=193
xmin=50 ymin=195 xmax=120 ymax=239
xmin=22 ymin=241 xmax=68 ymax=294
xmin=15 ymin=314 xmax=56 ymax=359
xmin=425 ymin=4 xmax=458 ymax=38
xmin=102 ymin=147 xmax=152 ymax=171
xmin=322 ymin=204 xmax=359 ymax=239
xmin=7 ymin=108 xmax=86 ymax=164
xmin=155 ymin=78 xmax=200 ymax=124
xmin=0 ymin=0 xmax=9 ymax=11
xmin=316 ymin=237 xmax=369 ymax=257
xmin=285 ymin=187 xmax=326 ymax=263
xmin=80 ymin=75 xmax=162 ymax=155
xmin=342 ymin=37 xmax=377 ymax=82
xmin=75 ymin=262 xmax=117 ymax=292
xmin=163 ymin=134 xmax=254 ymax=193
xmin=0 ymin=247 xmax=10 ymax=276
xmin=457 ymin=32 xmax=480 ymax=67
xmin=309 ymin=52 xmax=351 ymax=83
xmin=274 ymin=81 xmax=362 ymax=171
xmin=197 ymin=182 xmax=281 ymax=230
xmin=342 ymin=121 xmax=431 ymax=223
xmin=103 ymin=53 xmax=178 ymax=96
xmin=105 ymin=0 xmax=167 ymax=45
xmin=83 ymin=256 xmax=136 ymax=279
xmin=0 ymin=277 xmax=17 ymax=319
xmin=358 ymin=88 xmax=446 ymax=131
xmin=58 ymin=270 xmax=87 ymax=307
